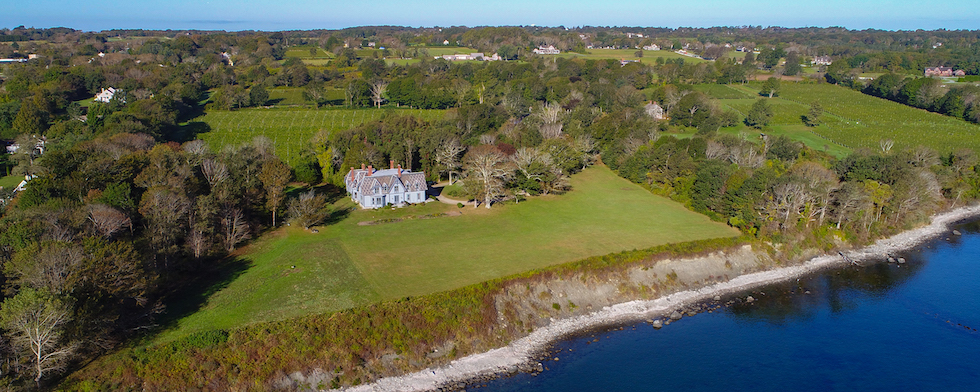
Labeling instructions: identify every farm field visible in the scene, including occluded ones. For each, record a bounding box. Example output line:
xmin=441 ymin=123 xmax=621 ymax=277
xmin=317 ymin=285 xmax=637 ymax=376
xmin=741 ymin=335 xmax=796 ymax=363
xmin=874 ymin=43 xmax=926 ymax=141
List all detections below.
xmin=153 ymin=164 xmax=739 ymax=342
xmin=192 ymin=108 xmax=445 ymax=164
xmin=777 ymin=83 xmax=980 ymax=153
xmin=264 ymin=87 xmax=344 ymax=106
xmin=694 ymin=82 xmax=980 ymax=155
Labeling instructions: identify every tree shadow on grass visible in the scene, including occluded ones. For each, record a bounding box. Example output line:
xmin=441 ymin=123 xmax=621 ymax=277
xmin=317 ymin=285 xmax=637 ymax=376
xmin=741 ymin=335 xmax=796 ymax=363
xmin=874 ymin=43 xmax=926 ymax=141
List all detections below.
xmin=170 ymin=121 xmax=212 ymax=143
xmin=148 ymin=256 xmax=252 ymax=339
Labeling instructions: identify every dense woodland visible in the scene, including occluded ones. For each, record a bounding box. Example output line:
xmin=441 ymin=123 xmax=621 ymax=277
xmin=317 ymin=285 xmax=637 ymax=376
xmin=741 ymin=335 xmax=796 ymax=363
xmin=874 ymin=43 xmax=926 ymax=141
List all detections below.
xmin=1 ymin=25 xmax=980 ymax=388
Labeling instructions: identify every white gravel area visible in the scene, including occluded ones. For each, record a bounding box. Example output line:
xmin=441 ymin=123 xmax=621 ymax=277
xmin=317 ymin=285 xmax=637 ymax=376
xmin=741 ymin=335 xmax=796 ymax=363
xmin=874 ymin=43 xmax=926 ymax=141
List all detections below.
xmin=339 ymin=205 xmax=980 ymax=392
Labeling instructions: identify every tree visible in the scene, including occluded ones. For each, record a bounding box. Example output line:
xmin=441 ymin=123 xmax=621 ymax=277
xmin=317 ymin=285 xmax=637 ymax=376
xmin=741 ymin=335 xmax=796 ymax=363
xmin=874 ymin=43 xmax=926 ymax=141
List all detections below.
xmin=0 ymin=288 xmax=75 ymax=386
xmin=435 ymin=138 xmax=465 ymax=184
xmin=258 ymin=159 xmax=292 ymax=226
xmin=745 ymin=98 xmax=773 ymax=129
xmin=288 ymin=190 xmax=330 ymax=229
xmin=760 ymin=77 xmax=780 ymax=98
xmin=249 ymin=85 xmax=269 ymax=107
xmin=370 ymin=79 xmax=388 ymax=108
xmin=464 ymin=146 xmax=512 ymax=208
xmin=784 ymin=52 xmax=801 ymax=76
xmin=803 ymin=101 xmax=822 ymax=127
xmin=304 ymin=82 xmax=330 ymax=108
xmin=12 ymin=95 xmax=49 ymax=136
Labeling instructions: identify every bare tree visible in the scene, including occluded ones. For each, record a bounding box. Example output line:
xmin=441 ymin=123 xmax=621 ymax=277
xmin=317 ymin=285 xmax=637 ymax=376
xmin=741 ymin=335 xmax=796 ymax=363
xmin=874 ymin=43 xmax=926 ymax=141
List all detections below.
xmin=879 ymin=139 xmax=894 ymax=154
xmin=220 ymin=207 xmax=250 ymax=252
xmin=535 ymin=102 xmax=568 ymax=139
xmin=435 ymin=138 xmax=466 ymax=185
xmin=370 ymin=80 xmax=388 ymax=108
xmin=288 ymin=190 xmax=331 ymax=229
xmin=464 ymin=146 xmax=513 ymax=208
xmin=87 ymin=204 xmax=132 ymax=238
xmin=201 ymin=158 xmax=229 ymax=193
xmin=6 ymin=242 xmax=84 ymax=295
xmin=0 ymin=288 xmax=76 ymax=386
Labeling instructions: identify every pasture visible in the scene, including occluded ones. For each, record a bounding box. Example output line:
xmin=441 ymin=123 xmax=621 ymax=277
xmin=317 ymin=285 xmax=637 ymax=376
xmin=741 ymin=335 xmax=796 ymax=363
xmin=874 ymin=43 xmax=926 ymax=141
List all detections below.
xmin=153 ymin=164 xmax=739 ymax=342
xmin=192 ymin=108 xmax=445 ymax=164
xmin=691 ymin=82 xmax=980 ymax=156
xmin=777 ymin=83 xmax=980 ymax=153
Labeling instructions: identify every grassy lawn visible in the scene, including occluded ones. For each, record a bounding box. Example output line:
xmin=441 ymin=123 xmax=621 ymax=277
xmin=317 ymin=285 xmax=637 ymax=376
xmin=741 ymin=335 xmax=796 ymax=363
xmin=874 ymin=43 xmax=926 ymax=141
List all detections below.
xmin=264 ymin=87 xmax=343 ymax=106
xmin=191 ymin=108 xmax=445 ymax=165
xmin=153 ymin=164 xmax=738 ymax=342
xmin=0 ymin=174 xmax=21 ymax=190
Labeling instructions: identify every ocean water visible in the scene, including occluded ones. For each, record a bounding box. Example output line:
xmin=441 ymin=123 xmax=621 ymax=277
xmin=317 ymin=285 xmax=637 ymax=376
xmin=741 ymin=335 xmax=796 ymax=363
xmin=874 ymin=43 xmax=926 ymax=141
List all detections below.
xmin=474 ymin=221 xmax=980 ymax=391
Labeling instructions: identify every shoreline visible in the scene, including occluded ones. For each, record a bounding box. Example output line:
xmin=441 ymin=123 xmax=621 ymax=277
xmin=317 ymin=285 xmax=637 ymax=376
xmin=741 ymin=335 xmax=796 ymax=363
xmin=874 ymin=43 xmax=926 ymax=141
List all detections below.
xmin=341 ymin=204 xmax=980 ymax=392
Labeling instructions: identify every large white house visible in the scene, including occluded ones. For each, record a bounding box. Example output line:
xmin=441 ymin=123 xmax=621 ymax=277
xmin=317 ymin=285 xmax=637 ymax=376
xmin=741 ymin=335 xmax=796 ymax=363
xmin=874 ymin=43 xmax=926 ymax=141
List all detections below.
xmin=345 ymin=162 xmax=427 ymax=209
xmin=94 ymin=87 xmax=124 ymax=103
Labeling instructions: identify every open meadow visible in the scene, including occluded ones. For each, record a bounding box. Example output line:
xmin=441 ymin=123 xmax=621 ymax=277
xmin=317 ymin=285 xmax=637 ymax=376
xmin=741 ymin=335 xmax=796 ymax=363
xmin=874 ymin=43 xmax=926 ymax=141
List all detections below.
xmin=689 ymin=82 xmax=980 ymax=156
xmin=153 ymin=164 xmax=739 ymax=342
xmin=192 ymin=108 xmax=445 ymax=164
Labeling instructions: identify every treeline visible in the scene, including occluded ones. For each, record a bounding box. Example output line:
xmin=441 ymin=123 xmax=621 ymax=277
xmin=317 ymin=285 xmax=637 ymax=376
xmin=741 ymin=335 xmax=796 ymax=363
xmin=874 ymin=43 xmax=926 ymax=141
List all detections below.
xmin=0 ymin=133 xmax=338 ymax=387
xmin=862 ymin=74 xmax=980 ymax=123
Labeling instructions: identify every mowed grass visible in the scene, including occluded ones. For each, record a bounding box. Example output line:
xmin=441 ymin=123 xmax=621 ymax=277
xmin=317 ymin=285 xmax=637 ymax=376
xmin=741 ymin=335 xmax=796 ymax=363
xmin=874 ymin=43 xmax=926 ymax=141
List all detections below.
xmin=154 ymin=165 xmax=738 ymax=342
xmin=193 ymin=108 xmax=445 ymax=165
xmin=0 ymin=174 xmax=21 ymax=190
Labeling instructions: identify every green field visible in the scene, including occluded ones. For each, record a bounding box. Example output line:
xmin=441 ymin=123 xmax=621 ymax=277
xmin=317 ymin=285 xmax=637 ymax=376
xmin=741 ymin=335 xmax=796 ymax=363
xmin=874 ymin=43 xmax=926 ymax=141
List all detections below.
xmin=154 ymin=165 xmax=738 ymax=342
xmin=264 ymin=87 xmax=343 ymax=106
xmin=691 ymin=82 xmax=980 ymax=156
xmin=777 ymin=83 xmax=980 ymax=153
xmin=558 ymin=48 xmax=711 ymax=64
xmin=285 ymin=45 xmax=333 ymax=59
xmin=193 ymin=108 xmax=446 ymax=164
xmin=0 ymin=174 xmax=21 ymax=190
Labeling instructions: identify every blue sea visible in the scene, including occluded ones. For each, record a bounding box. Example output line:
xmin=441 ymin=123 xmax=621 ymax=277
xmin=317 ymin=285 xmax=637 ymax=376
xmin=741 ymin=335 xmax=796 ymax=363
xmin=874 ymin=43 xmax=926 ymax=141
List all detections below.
xmin=475 ymin=221 xmax=980 ymax=391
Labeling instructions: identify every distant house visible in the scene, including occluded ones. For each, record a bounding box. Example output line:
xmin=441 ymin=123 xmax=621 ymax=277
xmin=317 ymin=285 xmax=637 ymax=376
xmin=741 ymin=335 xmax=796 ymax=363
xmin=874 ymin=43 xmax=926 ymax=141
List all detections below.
xmin=642 ymin=44 xmax=660 ymax=51
xmin=0 ymin=58 xmax=27 ymax=64
xmin=345 ymin=162 xmax=428 ymax=209
xmin=443 ymin=40 xmax=450 ymax=45
xmin=644 ymin=102 xmax=666 ymax=120
xmin=924 ymin=66 xmax=964 ymax=77
xmin=532 ymin=45 xmax=560 ymax=55
xmin=812 ymin=56 xmax=833 ymax=66
xmin=94 ymin=87 xmax=124 ymax=103
xmin=620 ymin=59 xmax=640 ymax=66
xmin=436 ymin=52 xmax=500 ymax=61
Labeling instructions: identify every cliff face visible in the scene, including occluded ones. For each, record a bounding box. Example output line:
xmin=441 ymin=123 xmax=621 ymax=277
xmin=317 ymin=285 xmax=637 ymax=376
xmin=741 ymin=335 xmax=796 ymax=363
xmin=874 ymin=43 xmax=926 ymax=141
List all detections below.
xmin=492 ymin=245 xmax=775 ymax=333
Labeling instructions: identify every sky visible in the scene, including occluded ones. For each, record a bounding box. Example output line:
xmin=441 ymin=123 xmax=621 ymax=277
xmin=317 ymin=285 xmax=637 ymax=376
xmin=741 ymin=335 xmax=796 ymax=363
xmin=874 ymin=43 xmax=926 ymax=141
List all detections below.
xmin=3 ymin=0 xmax=979 ymax=32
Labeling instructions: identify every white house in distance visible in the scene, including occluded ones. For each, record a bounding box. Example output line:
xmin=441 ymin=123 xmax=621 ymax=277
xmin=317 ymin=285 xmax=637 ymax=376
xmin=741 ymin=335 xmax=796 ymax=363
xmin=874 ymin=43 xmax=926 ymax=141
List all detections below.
xmin=533 ymin=45 xmax=560 ymax=55
xmin=94 ymin=87 xmax=123 ymax=103
xmin=345 ymin=162 xmax=427 ymax=209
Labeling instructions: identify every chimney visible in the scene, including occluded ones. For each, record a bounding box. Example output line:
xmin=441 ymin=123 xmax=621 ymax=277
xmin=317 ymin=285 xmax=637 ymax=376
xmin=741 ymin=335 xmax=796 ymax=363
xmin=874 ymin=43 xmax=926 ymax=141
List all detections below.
xmin=390 ymin=160 xmax=394 ymax=170
xmin=398 ymin=164 xmax=402 ymax=177
xmin=367 ymin=165 xmax=372 ymax=176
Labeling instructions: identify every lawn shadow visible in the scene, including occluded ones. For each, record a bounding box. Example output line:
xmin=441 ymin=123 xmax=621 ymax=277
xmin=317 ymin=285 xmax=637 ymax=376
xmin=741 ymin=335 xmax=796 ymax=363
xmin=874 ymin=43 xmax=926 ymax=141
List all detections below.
xmin=267 ymin=98 xmax=285 ymax=105
xmin=149 ymin=256 xmax=253 ymax=338
xmin=170 ymin=121 xmax=212 ymax=143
